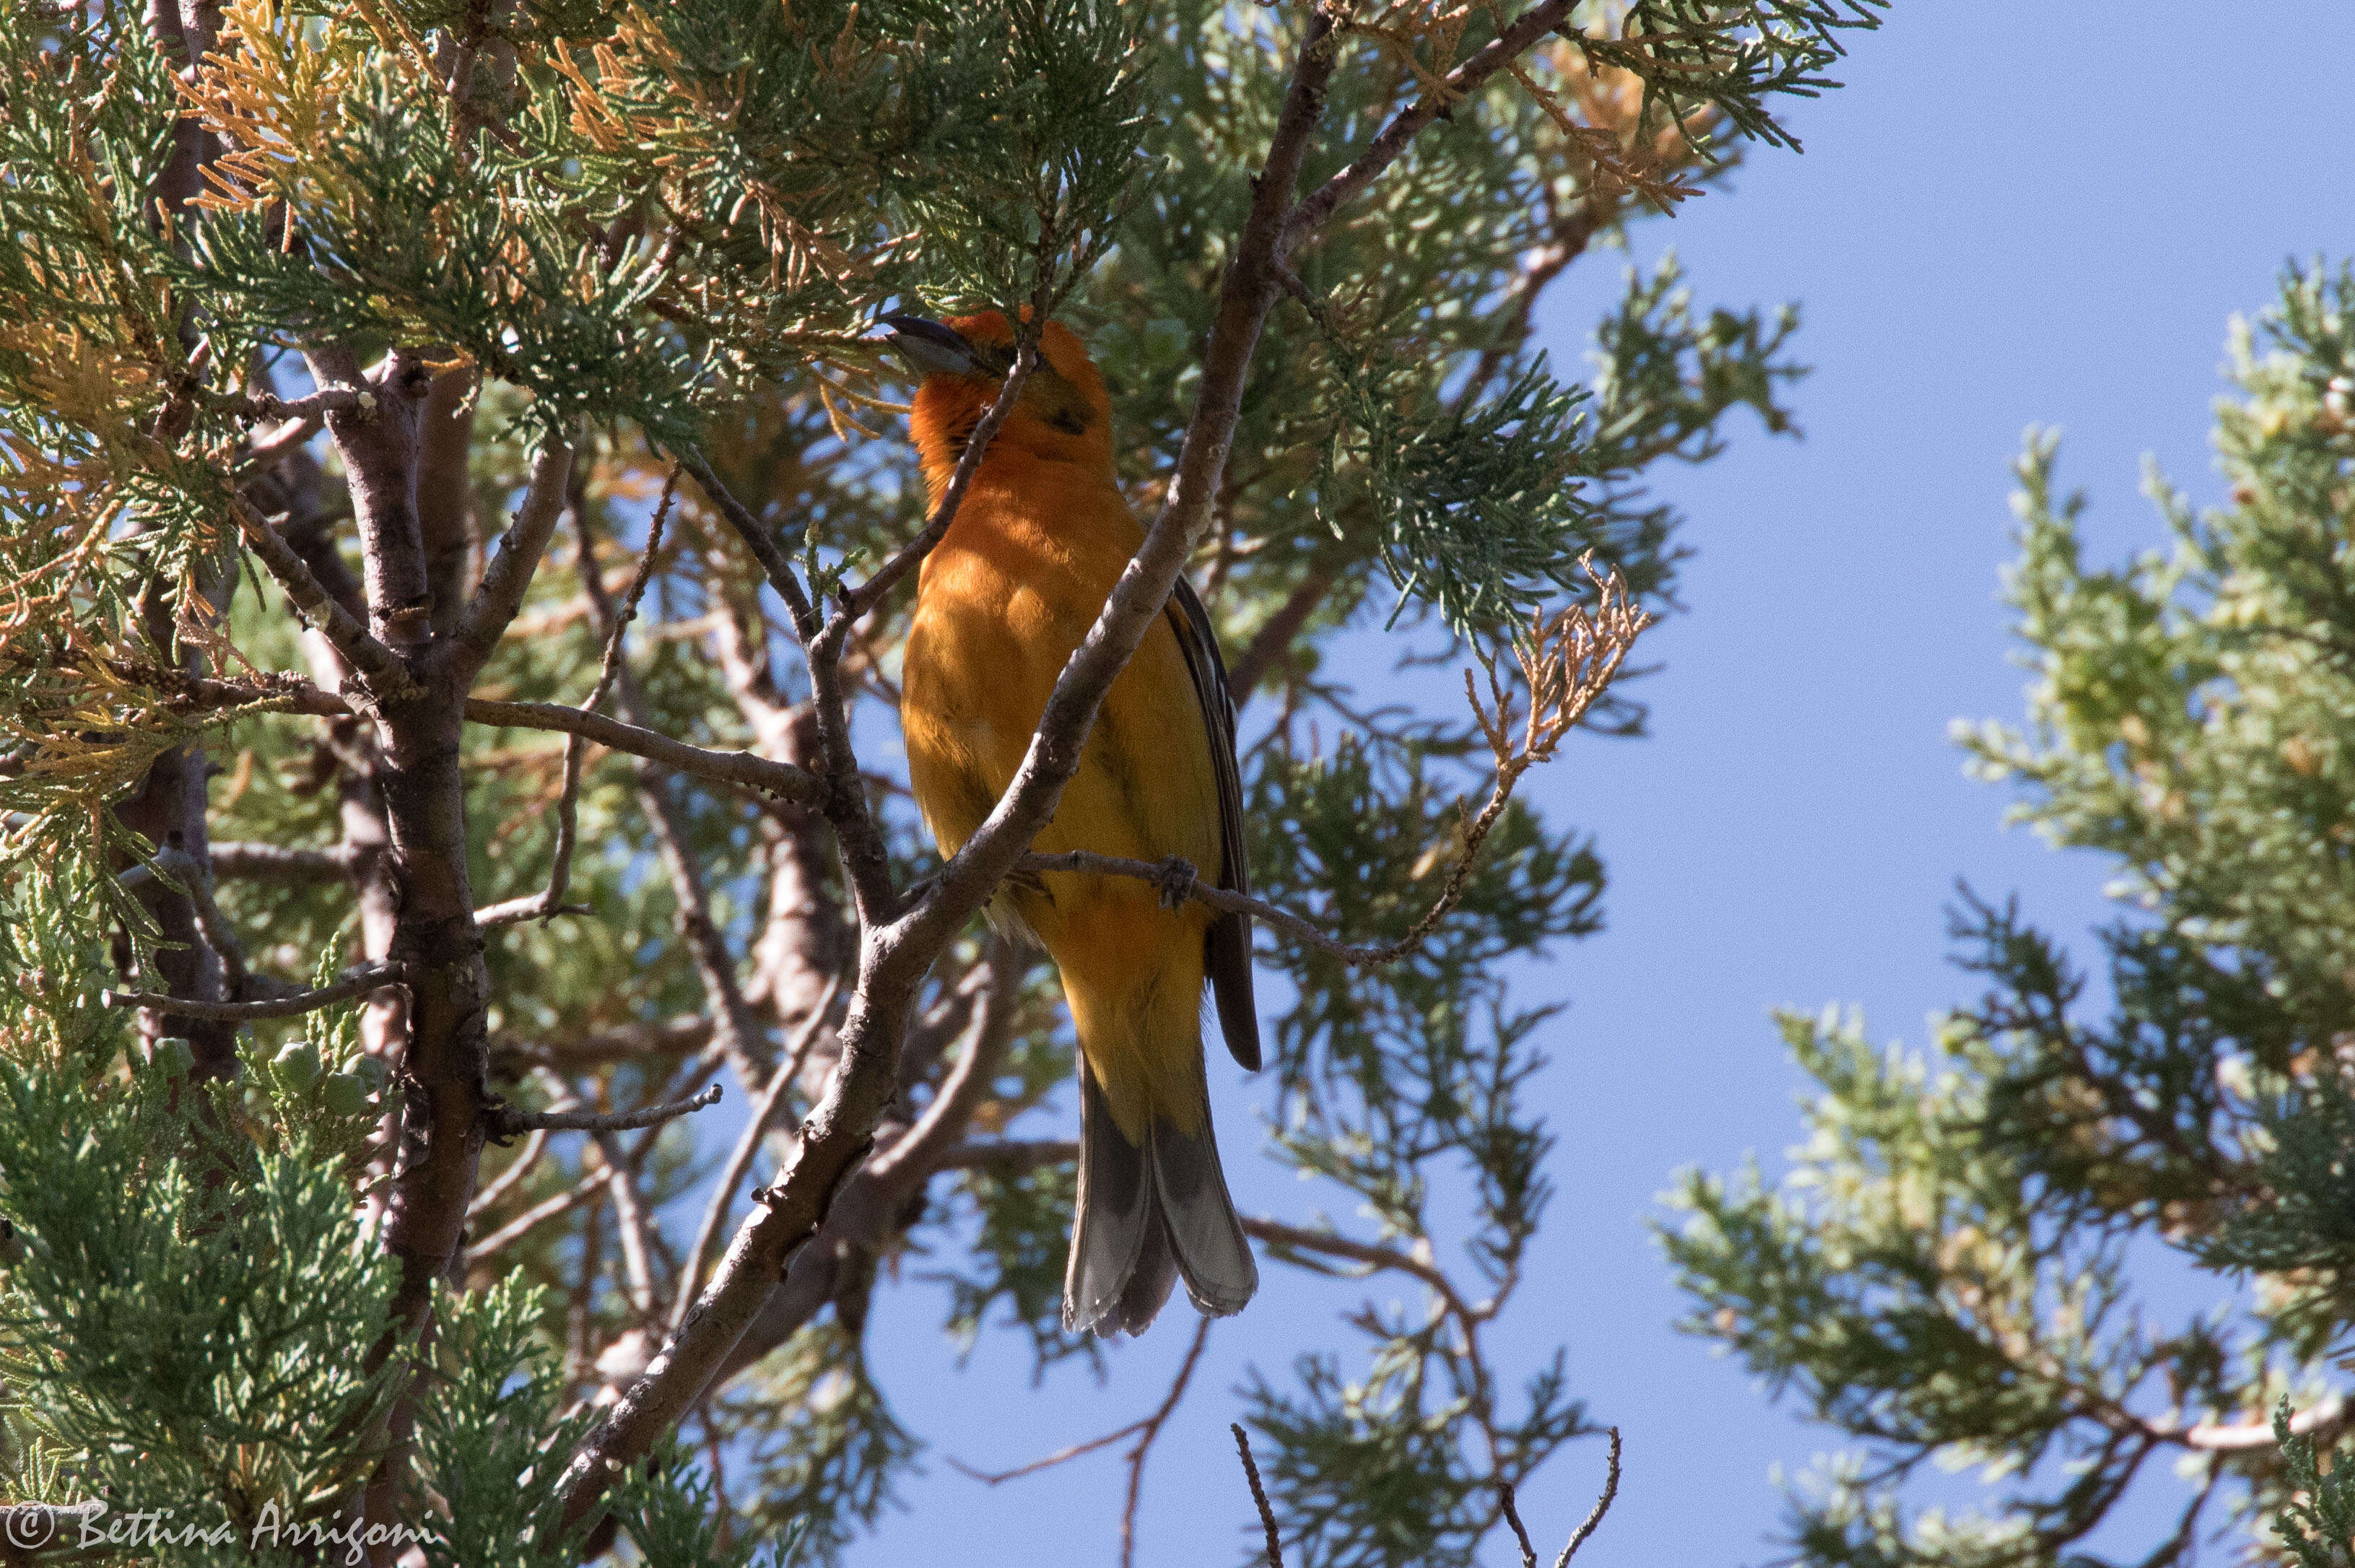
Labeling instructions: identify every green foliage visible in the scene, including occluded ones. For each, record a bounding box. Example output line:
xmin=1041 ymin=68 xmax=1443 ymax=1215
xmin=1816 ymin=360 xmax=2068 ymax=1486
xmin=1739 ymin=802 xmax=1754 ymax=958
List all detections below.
xmin=410 ymin=1280 xmax=598 ymax=1568
xmin=0 ymin=0 xmax=1881 ymax=1556
xmin=2271 ymin=1403 xmax=2355 ymax=1568
xmin=1242 ymin=1348 xmax=1586 ymax=1568
xmin=1583 ymin=0 xmax=1888 ymax=152
xmin=1671 ymin=260 xmax=2355 ymax=1565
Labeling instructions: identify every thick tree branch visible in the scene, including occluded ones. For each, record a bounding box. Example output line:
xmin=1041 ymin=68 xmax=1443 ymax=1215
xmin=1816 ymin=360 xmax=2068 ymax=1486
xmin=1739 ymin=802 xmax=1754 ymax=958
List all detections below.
xmin=889 ymin=6 xmax=1341 ymax=968
xmin=231 ymin=497 xmax=416 ymax=699
xmin=450 ymin=432 xmax=576 ymax=678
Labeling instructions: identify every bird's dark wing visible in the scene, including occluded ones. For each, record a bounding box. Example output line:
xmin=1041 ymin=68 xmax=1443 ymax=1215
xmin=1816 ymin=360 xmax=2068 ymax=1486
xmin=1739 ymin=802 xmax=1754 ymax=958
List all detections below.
xmin=1165 ymin=575 xmax=1261 ymax=1073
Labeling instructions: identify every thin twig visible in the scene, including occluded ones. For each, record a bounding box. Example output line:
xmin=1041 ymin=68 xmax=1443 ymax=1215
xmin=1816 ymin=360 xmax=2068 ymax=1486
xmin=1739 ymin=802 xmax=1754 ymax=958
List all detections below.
xmin=676 ymin=450 xmax=818 ymax=640
xmin=101 ymin=962 xmax=408 ymax=1021
xmin=1281 ymin=0 xmax=1580 ymax=248
xmin=467 ymin=1127 xmax=550 ymax=1219
xmin=1500 ymin=1478 xmax=1541 ymax=1568
xmin=670 ymin=975 xmax=842 ymax=1333
xmin=466 ymin=1171 xmax=603 ymax=1265
xmin=1241 ymin=1216 xmax=1484 ymax=1328
xmin=492 ymin=1083 xmax=722 ymax=1136
xmin=1232 ymin=1424 xmax=1283 ymax=1568
xmin=597 ymin=1131 xmax=661 ymax=1323
xmin=479 ymin=463 xmax=681 ymax=928
xmin=461 ymin=699 xmax=821 ymax=805
xmin=1019 ymin=562 xmax=1648 ymax=967
xmin=1554 ymin=1427 xmax=1621 ymax=1568
xmin=1120 ymin=1317 xmax=1214 ymax=1568
xmin=128 ymin=845 xmax=249 ymax=997
xmin=947 ymin=1317 xmax=1210 ymax=1538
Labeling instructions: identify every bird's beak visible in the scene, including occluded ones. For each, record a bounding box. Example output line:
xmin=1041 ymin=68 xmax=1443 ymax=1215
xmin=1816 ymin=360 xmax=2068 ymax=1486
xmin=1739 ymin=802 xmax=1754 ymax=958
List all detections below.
xmin=876 ymin=314 xmax=993 ymax=380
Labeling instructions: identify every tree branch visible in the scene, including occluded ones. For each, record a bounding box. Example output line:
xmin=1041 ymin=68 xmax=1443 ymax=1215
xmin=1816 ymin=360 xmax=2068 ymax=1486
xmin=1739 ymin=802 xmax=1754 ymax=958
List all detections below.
xmin=671 ymin=976 xmax=842 ymax=1334
xmin=1281 ymin=0 xmax=1579 ymax=249
xmin=208 ymin=840 xmax=356 ymax=881
xmin=551 ymin=13 xmax=1346 ymax=1524
xmin=1017 ymin=562 xmax=1648 ymax=970
xmin=491 ymin=1084 xmax=721 ymax=1137
xmin=231 ymin=496 xmax=417 ymax=700
xmin=888 ymin=1 xmax=1342 ymax=970
xmin=1500 ymin=1426 xmax=1620 ymax=1568
xmin=101 ymin=962 xmax=409 ymax=1022
xmin=480 ymin=466 xmax=679 ymax=928
xmin=1232 ymin=1425 xmax=1284 ymax=1568
xmin=450 ymin=432 xmax=577 ymax=678
xmin=931 ymin=1137 xmax=1079 ymax=1174
xmin=1242 ymin=1215 xmax=1484 ymax=1328
xmin=816 ymin=327 xmax=1042 ymax=647
xmin=460 ymin=700 xmax=820 ymax=806
xmin=466 ymin=1172 xmax=604 ymax=1267
xmin=467 ymin=1127 xmax=550 ymax=1219
xmin=676 ymin=450 xmax=817 ymax=641
xmin=948 ymin=1314 xmax=1213 ymax=1568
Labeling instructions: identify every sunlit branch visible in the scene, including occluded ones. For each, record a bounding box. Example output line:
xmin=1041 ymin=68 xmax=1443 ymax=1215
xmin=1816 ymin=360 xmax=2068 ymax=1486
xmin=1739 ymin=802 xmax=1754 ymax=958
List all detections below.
xmin=453 ymin=432 xmax=578 ymax=676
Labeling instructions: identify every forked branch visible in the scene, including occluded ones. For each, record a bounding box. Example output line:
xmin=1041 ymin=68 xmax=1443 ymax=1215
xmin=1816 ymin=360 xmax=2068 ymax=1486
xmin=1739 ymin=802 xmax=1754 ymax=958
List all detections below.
xmin=1499 ymin=1427 xmax=1621 ymax=1568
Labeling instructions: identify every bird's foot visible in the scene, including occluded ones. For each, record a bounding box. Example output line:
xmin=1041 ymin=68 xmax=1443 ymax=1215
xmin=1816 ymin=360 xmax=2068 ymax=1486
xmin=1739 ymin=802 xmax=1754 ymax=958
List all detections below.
xmin=1153 ymin=855 xmax=1199 ymax=910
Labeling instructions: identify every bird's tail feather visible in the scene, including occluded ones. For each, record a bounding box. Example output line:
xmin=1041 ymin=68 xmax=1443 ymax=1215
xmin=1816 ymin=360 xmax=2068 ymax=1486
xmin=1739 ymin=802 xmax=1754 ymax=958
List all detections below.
xmin=1064 ymin=1056 xmax=1257 ymax=1336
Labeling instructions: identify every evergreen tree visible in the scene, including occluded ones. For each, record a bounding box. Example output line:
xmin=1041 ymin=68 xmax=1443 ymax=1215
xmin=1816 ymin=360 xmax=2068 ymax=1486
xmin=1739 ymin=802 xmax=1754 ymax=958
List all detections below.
xmin=0 ymin=0 xmax=1876 ymax=1560
xmin=1668 ymin=261 xmax=2355 ymax=1567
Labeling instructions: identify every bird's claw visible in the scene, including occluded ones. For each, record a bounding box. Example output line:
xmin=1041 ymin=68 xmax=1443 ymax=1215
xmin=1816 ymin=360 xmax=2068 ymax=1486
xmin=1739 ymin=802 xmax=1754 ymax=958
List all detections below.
xmin=1154 ymin=856 xmax=1198 ymax=910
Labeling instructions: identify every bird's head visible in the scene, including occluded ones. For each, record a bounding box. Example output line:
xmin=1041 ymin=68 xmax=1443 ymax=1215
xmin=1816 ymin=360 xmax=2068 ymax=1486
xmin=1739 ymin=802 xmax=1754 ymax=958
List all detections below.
xmin=881 ymin=310 xmax=1113 ymax=495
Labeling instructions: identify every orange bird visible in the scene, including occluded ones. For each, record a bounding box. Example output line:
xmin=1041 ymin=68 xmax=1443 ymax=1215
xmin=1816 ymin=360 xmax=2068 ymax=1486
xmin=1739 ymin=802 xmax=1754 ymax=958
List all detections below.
xmin=885 ymin=310 xmax=1260 ymax=1336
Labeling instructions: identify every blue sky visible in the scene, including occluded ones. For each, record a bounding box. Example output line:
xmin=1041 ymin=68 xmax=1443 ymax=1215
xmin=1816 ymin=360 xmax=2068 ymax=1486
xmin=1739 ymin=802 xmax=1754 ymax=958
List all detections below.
xmin=857 ymin=7 xmax=2355 ymax=1564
